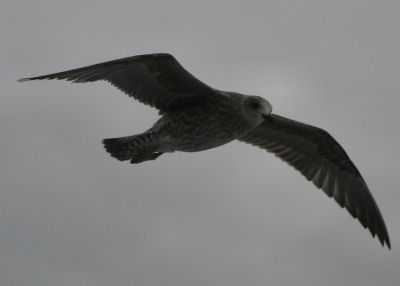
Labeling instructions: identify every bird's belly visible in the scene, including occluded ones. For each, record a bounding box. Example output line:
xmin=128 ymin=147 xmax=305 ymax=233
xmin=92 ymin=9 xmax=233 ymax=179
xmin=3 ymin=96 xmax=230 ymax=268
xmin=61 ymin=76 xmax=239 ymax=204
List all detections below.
xmin=155 ymin=108 xmax=252 ymax=152
xmin=172 ymin=129 xmax=237 ymax=152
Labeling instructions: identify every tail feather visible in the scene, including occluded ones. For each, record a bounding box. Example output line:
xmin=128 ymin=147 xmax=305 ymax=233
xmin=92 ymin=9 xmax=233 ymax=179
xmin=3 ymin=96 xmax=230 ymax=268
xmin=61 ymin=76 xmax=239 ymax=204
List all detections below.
xmin=102 ymin=137 xmax=133 ymax=161
xmin=102 ymin=133 xmax=160 ymax=162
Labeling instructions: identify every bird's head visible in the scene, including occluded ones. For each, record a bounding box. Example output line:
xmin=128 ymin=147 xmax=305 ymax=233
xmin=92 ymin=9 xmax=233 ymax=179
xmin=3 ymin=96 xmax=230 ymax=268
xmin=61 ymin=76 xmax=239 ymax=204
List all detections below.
xmin=244 ymin=96 xmax=274 ymax=123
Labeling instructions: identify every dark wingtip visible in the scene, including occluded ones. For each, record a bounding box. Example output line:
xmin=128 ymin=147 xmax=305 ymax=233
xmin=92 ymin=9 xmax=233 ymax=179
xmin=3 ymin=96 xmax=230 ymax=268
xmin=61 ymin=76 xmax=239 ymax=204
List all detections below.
xmin=17 ymin=76 xmax=45 ymax=82
xmin=384 ymin=235 xmax=391 ymax=250
xmin=376 ymin=223 xmax=391 ymax=249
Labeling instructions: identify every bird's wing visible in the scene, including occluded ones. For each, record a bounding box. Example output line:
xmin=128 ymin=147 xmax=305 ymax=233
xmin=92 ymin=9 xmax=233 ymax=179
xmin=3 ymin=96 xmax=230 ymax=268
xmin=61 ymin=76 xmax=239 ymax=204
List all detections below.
xmin=239 ymin=114 xmax=390 ymax=248
xmin=18 ymin=53 xmax=217 ymax=112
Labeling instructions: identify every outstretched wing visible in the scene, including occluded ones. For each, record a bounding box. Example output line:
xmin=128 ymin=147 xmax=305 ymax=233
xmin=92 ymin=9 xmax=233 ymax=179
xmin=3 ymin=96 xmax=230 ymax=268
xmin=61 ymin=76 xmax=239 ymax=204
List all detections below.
xmin=239 ymin=114 xmax=390 ymax=248
xmin=18 ymin=53 xmax=216 ymax=112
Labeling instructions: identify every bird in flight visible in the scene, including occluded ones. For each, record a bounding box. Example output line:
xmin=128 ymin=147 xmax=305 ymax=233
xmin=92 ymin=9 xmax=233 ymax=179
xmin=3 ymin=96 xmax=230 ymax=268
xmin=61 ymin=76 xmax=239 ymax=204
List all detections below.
xmin=19 ymin=53 xmax=390 ymax=248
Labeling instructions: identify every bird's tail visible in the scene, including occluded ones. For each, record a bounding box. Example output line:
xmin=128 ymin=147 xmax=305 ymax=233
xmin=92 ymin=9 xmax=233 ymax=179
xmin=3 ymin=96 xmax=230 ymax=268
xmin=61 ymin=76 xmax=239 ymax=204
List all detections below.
xmin=102 ymin=133 xmax=162 ymax=163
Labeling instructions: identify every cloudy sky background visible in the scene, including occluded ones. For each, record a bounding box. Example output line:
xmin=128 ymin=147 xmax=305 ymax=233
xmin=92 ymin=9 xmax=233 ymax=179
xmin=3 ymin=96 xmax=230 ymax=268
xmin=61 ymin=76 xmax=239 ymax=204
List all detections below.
xmin=1 ymin=1 xmax=399 ymax=285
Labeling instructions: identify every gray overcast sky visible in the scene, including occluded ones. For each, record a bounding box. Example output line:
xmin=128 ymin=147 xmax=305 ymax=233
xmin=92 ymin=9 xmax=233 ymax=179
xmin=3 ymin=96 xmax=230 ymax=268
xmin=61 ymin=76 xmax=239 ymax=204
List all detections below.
xmin=1 ymin=0 xmax=399 ymax=285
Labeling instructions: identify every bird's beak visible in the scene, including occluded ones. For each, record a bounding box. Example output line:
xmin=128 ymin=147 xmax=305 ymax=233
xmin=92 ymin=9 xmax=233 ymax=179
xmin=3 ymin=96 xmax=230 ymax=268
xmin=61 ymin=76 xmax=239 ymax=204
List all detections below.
xmin=263 ymin=113 xmax=274 ymax=124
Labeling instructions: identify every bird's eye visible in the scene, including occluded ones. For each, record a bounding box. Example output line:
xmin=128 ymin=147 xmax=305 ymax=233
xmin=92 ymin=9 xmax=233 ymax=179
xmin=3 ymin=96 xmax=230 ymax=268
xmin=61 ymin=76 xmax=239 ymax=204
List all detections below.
xmin=251 ymin=102 xmax=260 ymax=109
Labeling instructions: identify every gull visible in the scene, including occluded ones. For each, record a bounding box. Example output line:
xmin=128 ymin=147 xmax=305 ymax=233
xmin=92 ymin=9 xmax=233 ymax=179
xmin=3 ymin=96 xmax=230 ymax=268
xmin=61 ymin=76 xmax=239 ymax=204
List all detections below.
xmin=19 ymin=53 xmax=390 ymax=248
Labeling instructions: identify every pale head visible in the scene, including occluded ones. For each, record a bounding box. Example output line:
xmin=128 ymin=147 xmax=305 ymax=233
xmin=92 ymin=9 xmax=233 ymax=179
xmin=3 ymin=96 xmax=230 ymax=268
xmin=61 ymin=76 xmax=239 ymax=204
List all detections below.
xmin=243 ymin=96 xmax=274 ymax=123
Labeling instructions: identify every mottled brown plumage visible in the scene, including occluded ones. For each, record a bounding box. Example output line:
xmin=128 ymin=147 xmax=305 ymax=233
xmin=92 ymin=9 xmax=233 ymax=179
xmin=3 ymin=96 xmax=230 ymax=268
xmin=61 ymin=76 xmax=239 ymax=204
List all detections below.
xmin=19 ymin=53 xmax=390 ymax=249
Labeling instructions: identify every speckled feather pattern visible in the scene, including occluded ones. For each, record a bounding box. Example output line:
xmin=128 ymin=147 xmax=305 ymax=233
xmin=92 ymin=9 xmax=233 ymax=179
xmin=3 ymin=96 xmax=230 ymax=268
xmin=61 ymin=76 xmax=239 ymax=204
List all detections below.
xmin=151 ymin=93 xmax=257 ymax=152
